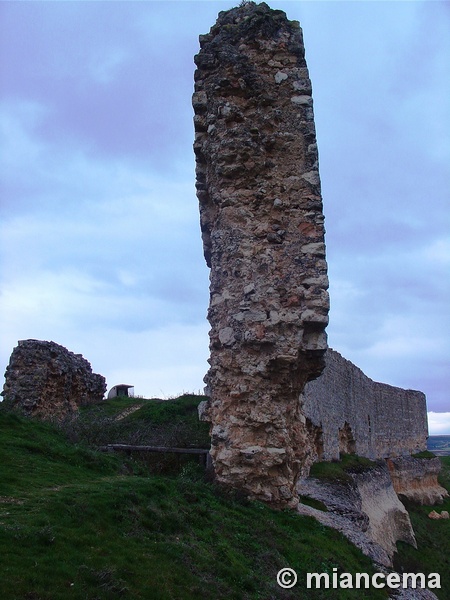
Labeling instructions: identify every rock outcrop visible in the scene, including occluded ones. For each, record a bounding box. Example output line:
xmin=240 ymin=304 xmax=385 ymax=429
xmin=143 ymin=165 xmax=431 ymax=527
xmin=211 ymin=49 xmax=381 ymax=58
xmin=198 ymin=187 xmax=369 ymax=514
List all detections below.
xmin=353 ymin=465 xmax=417 ymax=559
xmin=193 ymin=2 xmax=329 ymax=507
xmin=297 ymin=500 xmax=439 ymax=600
xmin=302 ymin=349 xmax=428 ymax=462
xmin=1 ymin=340 xmax=106 ymax=419
xmin=298 ymin=462 xmax=417 ymax=566
xmin=387 ymin=456 xmax=449 ymax=505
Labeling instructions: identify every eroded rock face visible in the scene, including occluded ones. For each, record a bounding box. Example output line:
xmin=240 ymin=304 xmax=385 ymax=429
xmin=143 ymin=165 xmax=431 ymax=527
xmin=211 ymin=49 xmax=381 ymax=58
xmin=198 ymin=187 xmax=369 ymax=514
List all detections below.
xmin=193 ymin=2 xmax=329 ymax=508
xmin=387 ymin=456 xmax=449 ymax=506
xmin=1 ymin=340 xmax=106 ymax=419
xmin=352 ymin=464 xmax=417 ymax=559
xmin=298 ymin=462 xmax=417 ymax=565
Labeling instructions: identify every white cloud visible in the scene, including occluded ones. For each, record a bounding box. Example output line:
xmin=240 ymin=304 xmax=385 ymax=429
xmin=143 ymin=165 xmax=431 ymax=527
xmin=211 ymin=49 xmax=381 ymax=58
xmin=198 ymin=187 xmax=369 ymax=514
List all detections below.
xmin=88 ymin=48 xmax=131 ymax=85
xmin=428 ymin=413 xmax=450 ymax=436
xmin=0 ymin=100 xmax=47 ymax=166
xmin=364 ymin=316 xmax=447 ymax=361
xmin=423 ymin=238 xmax=450 ymax=266
xmin=98 ymin=323 xmax=210 ymax=399
xmin=0 ymin=269 xmax=210 ymax=399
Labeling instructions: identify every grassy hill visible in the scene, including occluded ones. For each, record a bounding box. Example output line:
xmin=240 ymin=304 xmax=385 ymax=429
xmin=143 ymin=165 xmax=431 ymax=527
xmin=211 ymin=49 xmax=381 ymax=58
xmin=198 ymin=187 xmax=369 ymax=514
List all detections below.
xmin=0 ymin=395 xmax=448 ymax=599
xmin=393 ymin=455 xmax=450 ymax=598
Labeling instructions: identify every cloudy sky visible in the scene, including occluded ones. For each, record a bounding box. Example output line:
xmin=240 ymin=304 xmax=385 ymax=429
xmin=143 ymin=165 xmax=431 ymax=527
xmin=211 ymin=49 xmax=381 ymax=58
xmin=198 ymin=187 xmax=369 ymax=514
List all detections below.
xmin=0 ymin=1 xmax=449 ymax=433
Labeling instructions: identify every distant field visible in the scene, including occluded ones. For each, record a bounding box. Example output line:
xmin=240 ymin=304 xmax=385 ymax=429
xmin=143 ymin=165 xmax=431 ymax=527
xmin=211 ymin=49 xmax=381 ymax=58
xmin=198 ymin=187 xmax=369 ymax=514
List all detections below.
xmin=427 ymin=435 xmax=450 ymax=456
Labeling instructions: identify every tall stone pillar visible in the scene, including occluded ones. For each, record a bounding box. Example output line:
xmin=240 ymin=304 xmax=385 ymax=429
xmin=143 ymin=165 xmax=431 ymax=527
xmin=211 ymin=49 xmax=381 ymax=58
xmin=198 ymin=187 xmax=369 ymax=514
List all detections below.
xmin=193 ymin=2 xmax=329 ymax=508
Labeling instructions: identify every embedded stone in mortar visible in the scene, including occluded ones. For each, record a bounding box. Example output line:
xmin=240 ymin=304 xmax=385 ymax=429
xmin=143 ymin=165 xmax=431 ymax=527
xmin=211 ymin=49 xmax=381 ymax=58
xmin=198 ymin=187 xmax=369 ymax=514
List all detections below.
xmin=193 ymin=2 xmax=329 ymax=508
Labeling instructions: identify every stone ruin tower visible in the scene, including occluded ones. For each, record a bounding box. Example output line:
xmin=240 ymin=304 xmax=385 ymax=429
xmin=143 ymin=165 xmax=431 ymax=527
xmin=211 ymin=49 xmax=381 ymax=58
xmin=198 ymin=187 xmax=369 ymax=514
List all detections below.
xmin=2 ymin=340 xmax=106 ymax=419
xmin=193 ymin=2 xmax=329 ymax=508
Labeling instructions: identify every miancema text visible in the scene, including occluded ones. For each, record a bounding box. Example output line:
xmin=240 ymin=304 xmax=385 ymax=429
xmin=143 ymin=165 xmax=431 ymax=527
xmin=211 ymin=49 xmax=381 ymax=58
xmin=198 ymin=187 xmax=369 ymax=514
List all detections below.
xmin=307 ymin=570 xmax=440 ymax=590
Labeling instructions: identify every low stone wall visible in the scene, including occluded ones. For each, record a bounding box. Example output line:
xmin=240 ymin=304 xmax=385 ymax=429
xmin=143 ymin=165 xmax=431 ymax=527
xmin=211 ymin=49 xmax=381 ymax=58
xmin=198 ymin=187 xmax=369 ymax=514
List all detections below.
xmin=1 ymin=339 xmax=106 ymax=419
xmin=301 ymin=349 xmax=428 ymax=462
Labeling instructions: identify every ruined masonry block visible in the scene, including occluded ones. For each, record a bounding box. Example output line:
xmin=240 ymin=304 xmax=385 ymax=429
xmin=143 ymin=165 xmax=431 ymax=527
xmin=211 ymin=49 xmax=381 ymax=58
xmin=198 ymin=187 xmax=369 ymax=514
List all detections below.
xmin=302 ymin=349 xmax=428 ymax=462
xmin=193 ymin=2 xmax=329 ymax=508
xmin=1 ymin=339 xmax=106 ymax=419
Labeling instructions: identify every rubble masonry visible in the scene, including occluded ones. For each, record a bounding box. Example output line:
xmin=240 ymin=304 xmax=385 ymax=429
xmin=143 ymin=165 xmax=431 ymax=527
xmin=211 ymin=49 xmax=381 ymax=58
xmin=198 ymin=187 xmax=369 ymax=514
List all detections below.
xmin=193 ymin=2 xmax=329 ymax=508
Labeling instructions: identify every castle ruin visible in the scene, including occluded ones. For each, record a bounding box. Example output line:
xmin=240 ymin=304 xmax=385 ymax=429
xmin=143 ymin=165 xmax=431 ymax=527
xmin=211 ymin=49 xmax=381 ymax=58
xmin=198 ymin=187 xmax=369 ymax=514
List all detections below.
xmin=1 ymin=340 xmax=106 ymax=419
xmin=193 ymin=2 xmax=329 ymax=508
xmin=193 ymin=3 xmax=438 ymax=513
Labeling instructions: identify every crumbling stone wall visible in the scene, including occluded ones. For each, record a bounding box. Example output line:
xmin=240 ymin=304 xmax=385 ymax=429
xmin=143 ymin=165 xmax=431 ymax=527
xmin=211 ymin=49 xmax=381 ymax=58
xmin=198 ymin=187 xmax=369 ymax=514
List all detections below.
xmin=193 ymin=2 xmax=329 ymax=508
xmin=1 ymin=340 xmax=106 ymax=419
xmin=302 ymin=349 xmax=428 ymax=462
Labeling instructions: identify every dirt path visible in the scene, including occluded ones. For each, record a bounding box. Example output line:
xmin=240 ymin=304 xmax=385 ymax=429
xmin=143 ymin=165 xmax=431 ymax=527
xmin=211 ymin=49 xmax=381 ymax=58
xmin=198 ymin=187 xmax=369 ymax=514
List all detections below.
xmin=115 ymin=404 xmax=142 ymax=421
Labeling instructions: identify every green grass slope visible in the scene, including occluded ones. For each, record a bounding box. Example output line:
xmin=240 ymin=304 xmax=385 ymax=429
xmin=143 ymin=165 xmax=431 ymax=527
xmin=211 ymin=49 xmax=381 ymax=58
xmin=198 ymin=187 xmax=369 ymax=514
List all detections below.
xmin=394 ymin=456 xmax=450 ymax=600
xmin=0 ymin=401 xmax=391 ymax=600
xmin=62 ymin=394 xmax=211 ymax=451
